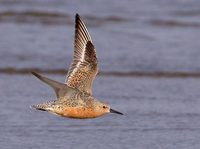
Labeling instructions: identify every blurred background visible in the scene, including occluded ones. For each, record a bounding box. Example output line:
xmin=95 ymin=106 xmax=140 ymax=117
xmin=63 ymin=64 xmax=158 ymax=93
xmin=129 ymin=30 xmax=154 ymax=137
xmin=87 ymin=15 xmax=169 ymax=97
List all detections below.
xmin=0 ymin=0 xmax=200 ymax=149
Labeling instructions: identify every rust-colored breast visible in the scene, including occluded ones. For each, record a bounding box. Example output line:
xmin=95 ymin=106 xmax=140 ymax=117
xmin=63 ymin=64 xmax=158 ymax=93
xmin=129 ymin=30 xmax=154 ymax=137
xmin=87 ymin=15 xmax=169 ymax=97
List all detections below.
xmin=57 ymin=107 xmax=103 ymax=119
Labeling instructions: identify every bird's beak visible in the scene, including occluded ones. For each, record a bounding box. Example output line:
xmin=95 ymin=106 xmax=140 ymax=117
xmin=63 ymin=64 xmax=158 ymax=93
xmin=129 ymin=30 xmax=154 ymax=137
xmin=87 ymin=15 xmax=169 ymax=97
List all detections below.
xmin=110 ymin=108 xmax=123 ymax=115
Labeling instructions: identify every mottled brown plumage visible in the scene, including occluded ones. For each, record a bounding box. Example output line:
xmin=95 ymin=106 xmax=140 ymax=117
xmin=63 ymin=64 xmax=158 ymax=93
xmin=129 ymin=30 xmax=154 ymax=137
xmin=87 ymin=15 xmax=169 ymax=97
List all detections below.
xmin=31 ymin=14 xmax=123 ymax=119
xmin=66 ymin=15 xmax=98 ymax=95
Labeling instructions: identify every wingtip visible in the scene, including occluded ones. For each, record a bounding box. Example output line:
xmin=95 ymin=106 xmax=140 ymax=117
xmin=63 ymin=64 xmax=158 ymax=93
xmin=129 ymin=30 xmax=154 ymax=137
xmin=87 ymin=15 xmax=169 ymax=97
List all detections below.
xmin=31 ymin=71 xmax=43 ymax=80
xmin=31 ymin=71 xmax=39 ymax=77
xmin=31 ymin=71 xmax=36 ymax=75
xmin=75 ymin=13 xmax=80 ymax=20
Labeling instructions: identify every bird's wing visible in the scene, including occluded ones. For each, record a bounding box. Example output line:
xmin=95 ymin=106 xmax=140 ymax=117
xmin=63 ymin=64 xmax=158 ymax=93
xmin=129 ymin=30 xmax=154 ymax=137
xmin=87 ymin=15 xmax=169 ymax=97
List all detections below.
xmin=32 ymin=72 xmax=76 ymax=99
xmin=65 ymin=14 xmax=98 ymax=95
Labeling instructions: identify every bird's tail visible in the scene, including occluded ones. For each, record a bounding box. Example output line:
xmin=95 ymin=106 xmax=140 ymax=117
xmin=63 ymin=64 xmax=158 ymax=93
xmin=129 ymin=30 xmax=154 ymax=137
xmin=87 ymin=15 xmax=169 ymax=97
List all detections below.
xmin=31 ymin=101 xmax=55 ymax=112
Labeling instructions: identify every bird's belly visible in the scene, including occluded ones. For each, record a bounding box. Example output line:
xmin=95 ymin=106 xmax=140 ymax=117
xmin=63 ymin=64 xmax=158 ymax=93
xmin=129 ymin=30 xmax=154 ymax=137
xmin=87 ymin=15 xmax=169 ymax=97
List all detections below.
xmin=57 ymin=107 xmax=102 ymax=119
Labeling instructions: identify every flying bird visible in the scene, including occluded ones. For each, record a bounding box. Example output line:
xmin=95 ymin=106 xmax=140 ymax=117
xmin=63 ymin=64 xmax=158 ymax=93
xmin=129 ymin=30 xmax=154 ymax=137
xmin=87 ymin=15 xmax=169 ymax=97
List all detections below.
xmin=31 ymin=14 xmax=123 ymax=119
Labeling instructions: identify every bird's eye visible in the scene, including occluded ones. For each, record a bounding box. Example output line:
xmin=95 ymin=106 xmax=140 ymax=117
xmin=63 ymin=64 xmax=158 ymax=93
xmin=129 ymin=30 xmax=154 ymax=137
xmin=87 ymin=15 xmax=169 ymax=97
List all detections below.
xmin=103 ymin=106 xmax=106 ymax=109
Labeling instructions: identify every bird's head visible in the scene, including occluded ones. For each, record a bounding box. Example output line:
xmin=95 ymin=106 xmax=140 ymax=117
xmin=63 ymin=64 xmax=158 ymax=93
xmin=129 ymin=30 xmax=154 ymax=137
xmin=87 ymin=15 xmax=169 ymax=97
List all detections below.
xmin=94 ymin=100 xmax=123 ymax=117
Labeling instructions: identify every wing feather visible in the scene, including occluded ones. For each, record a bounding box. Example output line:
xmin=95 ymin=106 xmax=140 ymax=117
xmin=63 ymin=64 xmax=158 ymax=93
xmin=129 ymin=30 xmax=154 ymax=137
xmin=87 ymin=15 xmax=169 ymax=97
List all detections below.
xmin=65 ymin=14 xmax=98 ymax=95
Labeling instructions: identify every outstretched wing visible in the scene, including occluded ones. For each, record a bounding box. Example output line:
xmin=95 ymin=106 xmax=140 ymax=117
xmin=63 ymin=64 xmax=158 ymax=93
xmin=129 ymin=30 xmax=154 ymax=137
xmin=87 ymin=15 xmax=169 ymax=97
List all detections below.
xmin=65 ymin=14 xmax=98 ymax=95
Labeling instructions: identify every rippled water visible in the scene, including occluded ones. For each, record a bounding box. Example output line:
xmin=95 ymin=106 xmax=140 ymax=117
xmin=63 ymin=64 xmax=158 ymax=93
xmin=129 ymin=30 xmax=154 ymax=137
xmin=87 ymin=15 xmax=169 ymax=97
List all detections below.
xmin=0 ymin=0 xmax=200 ymax=73
xmin=1 ymin=75 xmax=200 ymax=149
xmin=0 ymin=0 xmax=200 ymax=149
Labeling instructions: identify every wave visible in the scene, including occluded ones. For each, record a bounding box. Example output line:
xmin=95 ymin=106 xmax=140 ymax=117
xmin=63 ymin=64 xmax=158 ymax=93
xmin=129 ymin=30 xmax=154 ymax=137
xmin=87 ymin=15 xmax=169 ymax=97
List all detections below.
xmin=0 ymin=11 xmax=128 ymax=25
xmin=0 ymin=11 xmax=200 ymax=28
xmin=1 ymin=67 xmax=200 ymax=78
xmin=148 ymin=19 xmax=200 ymax=28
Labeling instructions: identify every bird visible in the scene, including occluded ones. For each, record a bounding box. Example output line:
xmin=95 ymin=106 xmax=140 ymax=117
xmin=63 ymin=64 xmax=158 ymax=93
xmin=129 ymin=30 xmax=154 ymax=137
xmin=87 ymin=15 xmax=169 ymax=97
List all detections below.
xmin=31 ymin=14 xmax=123 ymax=119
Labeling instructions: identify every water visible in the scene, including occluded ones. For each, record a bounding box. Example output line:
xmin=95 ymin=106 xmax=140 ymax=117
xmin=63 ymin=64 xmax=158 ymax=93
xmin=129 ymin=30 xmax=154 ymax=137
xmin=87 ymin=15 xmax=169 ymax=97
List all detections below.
xmin=0 ymin=0 xmax=200 ymax=149
xmin=1 ymin=75 xmax=200 ymax=149
xmin=0 ymin=0 xmax=200 ymax=73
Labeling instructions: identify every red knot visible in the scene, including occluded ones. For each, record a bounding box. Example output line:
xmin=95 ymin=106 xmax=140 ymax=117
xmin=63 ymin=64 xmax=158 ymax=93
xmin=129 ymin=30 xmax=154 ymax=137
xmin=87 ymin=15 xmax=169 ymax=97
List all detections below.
xmin=31 ymin=14 xmax=123 ymax=119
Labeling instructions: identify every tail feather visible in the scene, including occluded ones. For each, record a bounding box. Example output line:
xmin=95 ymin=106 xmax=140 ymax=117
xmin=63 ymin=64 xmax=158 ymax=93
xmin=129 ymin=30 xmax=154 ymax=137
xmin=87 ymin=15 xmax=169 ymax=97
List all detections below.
xmin=31 ymin=101 xmax=54 ymax=111
xmin=31 ymin=72 xmax=67 ymax=98
xmin=31 ymin=104 xmax=47 ymax=111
